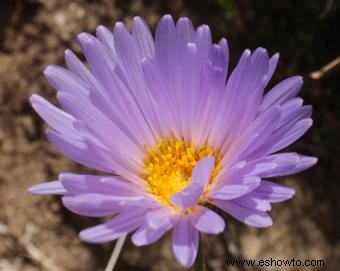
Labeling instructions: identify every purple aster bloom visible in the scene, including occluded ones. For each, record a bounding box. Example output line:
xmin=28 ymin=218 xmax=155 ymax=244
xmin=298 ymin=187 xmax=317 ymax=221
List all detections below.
xmin=29 ymin=15 xmax=317 ymax=267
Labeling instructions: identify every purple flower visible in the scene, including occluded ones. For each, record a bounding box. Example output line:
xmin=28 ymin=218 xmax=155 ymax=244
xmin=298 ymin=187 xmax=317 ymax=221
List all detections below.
xmin=29 ymin=15 xmax=317 ymax=267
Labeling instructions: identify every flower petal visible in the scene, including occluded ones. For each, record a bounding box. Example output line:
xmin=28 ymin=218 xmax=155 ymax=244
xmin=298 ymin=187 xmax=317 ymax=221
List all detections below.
xmin=28 ymin=181 xmax=67 ymax=195
xmin=265 ymin=118 xmax=313 ymax=154
xmin=132 ymin=16 xmax=155 ymax=58
xmin=227 ymin=106 xmax=281 ymax=163
xmin=190 ymin=206 xmax=225 ymax=234
xmin=171 ymin=157 xmax=215 ymax=208
xmin=79 ymin=208 xmax=145 ymax=243
xmin=252 ymin=153 xmax=318 ymax=178
xmin=278 ymin=98 xmax=311 ymax=128
xmin=45 ymin=128 xmax=117 ymax=173
xmin=60 ymin=174 xmax=144 ymax=195
xmin=114 ymin=22 xmax=164 ymax=141
xmin=172 ymin=216 xmax=199 ymax=267
xmin=76 ymin=32 xmax=157 ymax=147
xmin=260 ymin=76 xmax=303 ymax=111
xmin=132 ymin=208 xmax=174 ymax=246
xmin=132 ymin=222 xmax=173 ymax=247
xmin=145 ymin=207 xmax=175 ymax=229
xmin=141 ymin=57 xmax=180 ymax=137
xmin=195 ymin=24 xmax=212 ymax=66
xmin=170 ymin=184 xmax=203 ymax=209
xmin=192 ymin=156 xmax=215 ymax=187
xmin=264 ymin=53 xmax=279 ymax=87
xmin=251 ymin=181 xmax=295 ymax=203
xmin=62 ymin=194 xmax=121 ymax=217
xmin=287 ymin=155 xmax=318 ymax=175
xmin=211 ymin=48 xmax=269 ymax=149
xmin=155 ymin=15 xmax=176 ymax=80
xmin=43 ymin=64 xmax=88 ymax=95
xmin=30 ymin=94 xmax=81 ymax=140
xmin=95 ymin=25 xmax=117 ymax=61
xmin=214 ymin=200 xmax=272 ymax=228
xmin=210 ymin=184 xmax=255 ymax=200
xmin=232 ymin=196 xmax=272 ymax=212
xmin=57 ymin=90 xmax=144 ymax=162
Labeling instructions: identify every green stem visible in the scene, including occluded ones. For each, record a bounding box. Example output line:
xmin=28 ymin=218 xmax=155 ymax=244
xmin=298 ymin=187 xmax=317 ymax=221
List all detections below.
xmin=194 ymin=235 xmax=206 ymax=271
xmin=104 ymin=234 xmax=127 ymax=271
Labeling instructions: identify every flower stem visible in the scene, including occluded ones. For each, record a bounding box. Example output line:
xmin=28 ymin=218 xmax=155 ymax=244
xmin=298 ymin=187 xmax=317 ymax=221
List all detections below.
xmin=104 ymin=234 xmax=127 ymax=271
xmin=194 ymin=235 xmax=206 ymax=271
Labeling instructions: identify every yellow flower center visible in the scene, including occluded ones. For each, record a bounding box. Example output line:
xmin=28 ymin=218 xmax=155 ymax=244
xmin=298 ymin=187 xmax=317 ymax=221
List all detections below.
xmin=143 ymin=137 xmax=222 ymax=206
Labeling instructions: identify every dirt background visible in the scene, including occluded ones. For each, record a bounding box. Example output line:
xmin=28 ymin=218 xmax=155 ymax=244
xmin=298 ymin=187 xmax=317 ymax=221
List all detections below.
xmin=0 ymin=0 xmax=339 ymax=270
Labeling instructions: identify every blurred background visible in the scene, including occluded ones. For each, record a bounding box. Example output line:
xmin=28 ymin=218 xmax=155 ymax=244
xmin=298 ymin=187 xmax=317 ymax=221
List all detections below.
xmin=0 ymin=0 xmax=339 ymax=270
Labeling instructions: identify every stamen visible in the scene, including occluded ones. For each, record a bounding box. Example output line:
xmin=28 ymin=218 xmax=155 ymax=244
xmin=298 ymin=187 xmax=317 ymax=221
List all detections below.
xmin=142 ymin=137 xmax=221 ymax=206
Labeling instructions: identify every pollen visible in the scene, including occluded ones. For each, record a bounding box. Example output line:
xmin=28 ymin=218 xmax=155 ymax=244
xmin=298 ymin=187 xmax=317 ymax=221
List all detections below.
xmin=142 ymin=137 xmax=222 ymax=206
